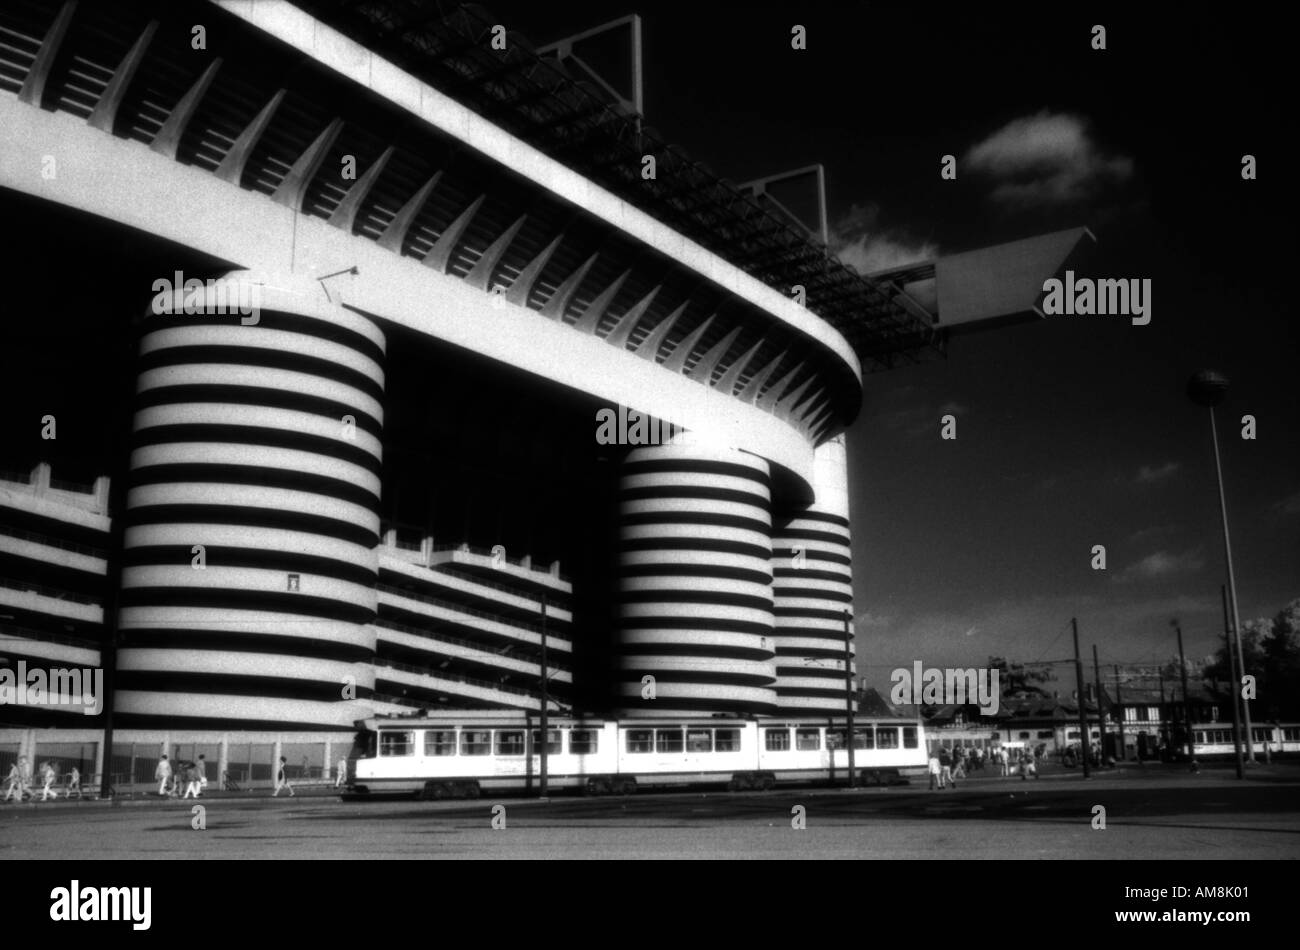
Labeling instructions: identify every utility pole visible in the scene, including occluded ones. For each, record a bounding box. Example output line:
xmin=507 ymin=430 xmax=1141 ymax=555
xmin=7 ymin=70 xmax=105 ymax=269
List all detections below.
xmin=1188 ymin=372 xmax=1254 ymax=762
xmin=1222 ymin=585 xmax=1244 ymax=780
xmin=1071 ymin=619 xmax=1090 ymax=778
xmin=844 ymin=609 xmax=856 ymax=788
xmin=539 ymin=593 xmax=549 ymax=799
xmin=1174 ymin=620 xmax=1194 ymax=763
xmin=1092 ymin=644 xmax=1106 ymax=764
xmin=1113 ymin=665 xmax=1126 ymax=762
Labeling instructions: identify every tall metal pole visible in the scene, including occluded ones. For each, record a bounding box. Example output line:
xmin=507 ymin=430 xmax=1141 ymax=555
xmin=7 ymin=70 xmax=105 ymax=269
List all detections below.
xmin=1209 ymin=408 xmax=1254 ymax=762
xmin=539 ymin=593 xmax=548 ymax=798
xmin=1221 ymin=585 xmax=1244 ymax=779
xmin=1092 ymin=644 xmax=1106 ymax=764
xmin=844 ymin=609 xmax=856 ymax=788
xmin=1113 ymin=665 xmax=1126 ymax=761
xmin=1175 ymin=621 xmax=1194 ymax=762
xmin=1071 ymin=619 xmax=1090 ymax=778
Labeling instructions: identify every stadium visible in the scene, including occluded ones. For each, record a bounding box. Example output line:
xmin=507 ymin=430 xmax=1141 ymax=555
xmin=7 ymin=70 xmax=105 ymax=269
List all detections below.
xmin=0 ymin=0 xmax=1086 ymax=787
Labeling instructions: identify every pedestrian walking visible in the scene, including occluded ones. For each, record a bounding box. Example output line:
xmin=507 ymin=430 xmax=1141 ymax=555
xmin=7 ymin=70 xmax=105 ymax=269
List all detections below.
xmin=155 ymin=754 xmax=172 ymax=797
xmin=36 ymin=761 xmax=59 ymax=801
xmin=272 ymin=756 xmax=295 ymax=798
xmin=66 ymin=766 xmax=82 ymax=800
xmin=928 ymin=751 xmax=941 ymax=790
xmin=2 ymin=757 xmax=25 ymax=802
xmin=181 ymin=760 xmax=202 ymax=799
xmin=334 ymin=756 xmax=347 ymax=789
xmin=196 ymin=754 xmax=208 ymax=796
xmin=939 ymin=747 xmax=954 ymax=788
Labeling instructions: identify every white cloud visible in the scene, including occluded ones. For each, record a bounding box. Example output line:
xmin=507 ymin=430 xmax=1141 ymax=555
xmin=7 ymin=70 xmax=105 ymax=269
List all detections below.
xmin=1118 ymin=549 xmax=1206 ymax=582
xmin=829 ymin=202 xmax=937 ymax=275
xmin=964 ymin=111 xmax=1134 ymax=207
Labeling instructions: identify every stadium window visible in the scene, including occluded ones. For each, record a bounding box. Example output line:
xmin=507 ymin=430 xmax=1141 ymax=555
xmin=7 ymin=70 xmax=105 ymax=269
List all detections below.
xmin=796 ymin=728 xmax=820 ymax=751
xmin=461 ymin=731 xmax=492 ymax=756
xmin=570 ymin=730 xmax=599 ymax=755
xmin=715 ymin=729 xmax=741 ymax=752
xmin=902 ymin=727 xmax=917 ymax=749
xmin=626 ymin=730 xmax=653 ymax=753
xmin=1018 ymin=732 xmax=1030 ymax=740
xmin=1037 ymin=731 xmax=1053 ymax=739
xmin=530 ymin=730 xmax=561 ymax=755
xmin=424 ymin=731 xmax=456 ymax=756
xmin=765 ymin=728 xmax=791 ymax=751
xmin=379 ymin=731 xmax=414 ymax=756
xmin=495 ymin=731 xmax=525 ymax=756
xmin=876 ymin=727 xmax=899 ymax=749
xmin=686 ymin=729 xmax=713 ymax=753
xmin=656 ymin=728 xmax=685 ymax=753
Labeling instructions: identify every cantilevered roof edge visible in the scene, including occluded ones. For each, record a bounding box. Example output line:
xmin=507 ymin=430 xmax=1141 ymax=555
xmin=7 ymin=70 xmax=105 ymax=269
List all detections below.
xmin=213 ymin=0 xmax=863 ymax=384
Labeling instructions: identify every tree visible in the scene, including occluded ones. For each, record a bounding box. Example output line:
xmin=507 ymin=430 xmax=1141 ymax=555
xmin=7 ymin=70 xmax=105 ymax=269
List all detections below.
xmin=1203 ymin=597 xmax=1300 ymax=719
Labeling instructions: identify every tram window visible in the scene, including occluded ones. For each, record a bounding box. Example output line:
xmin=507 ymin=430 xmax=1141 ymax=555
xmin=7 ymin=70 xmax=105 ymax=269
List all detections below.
xmin=826 ymin=729 xmax=845 ymax=750
xmin=1285 ymin=728 xmax=1300 ymax=741
xmin=1252 ymin=728 xmax=1270 ymax=741
xmin=765 ymin=729 xmax=791 ymax=751
xmin=424 ymin=731 xmax=457 ymax=757
xmin=715 ymin=729 xmax=741 ymax=752
xmin=902 ymin=727 xmax=917 ymax=749
xmin=379 ymin=731 xmax=414 ymax=756
xmin=686 ymin=729 xmax=713 ymax=753
xmin=626 ymin=730 xmax=654 ymax=753
xmin=530 ymin=730 xmax=562 ymax=755
xmin=876 ymin=727 xmax=899 ymax=749
xmin=795 ymin=728 xmax=820 ymax=751
xmin=853 ymin=729 xmax=872 ymax=750
xmin=1194 ymin=732 xmax=1205 ymax=744
xmin=461 ymin=731 xmax=492 ymax=756
xmin=495 ymin=731 xmax=526 ymax=756
xmin=570 ymin=730 xmax=599 ymax=755
xmin=1018 ymin=732 xmax=1031 ymax=740
xmin=656 ymin=728 xmax=685 ymax=753
xmin=1037 ymin=731 xmax=1054 ymax=740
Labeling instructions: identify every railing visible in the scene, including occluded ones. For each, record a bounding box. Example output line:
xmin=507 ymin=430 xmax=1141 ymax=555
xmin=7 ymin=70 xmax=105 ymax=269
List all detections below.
xmin=376 ymin=582 xmax=555 ymax=635
xmin=371 ymin=659 xmax=538 ymax=699
xmin=379 ymin=550 xmax=573 ymax=612
xmin=0 ymin=574 xmax=101 ymax=605
xmin=372 ymin=618 xmax=571 ymax=664
xmin=0 ymin=523 xmax=110 ymax=559
xmin=429 ymin=542 xmax=571 ymax=583
xmin=0 ymin=622 xmax=102 ymax=649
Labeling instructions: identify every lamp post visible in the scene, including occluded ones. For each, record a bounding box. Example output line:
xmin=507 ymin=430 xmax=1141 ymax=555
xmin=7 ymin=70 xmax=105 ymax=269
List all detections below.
xmin=1186 ymin=370 xmax=1254 ymax=763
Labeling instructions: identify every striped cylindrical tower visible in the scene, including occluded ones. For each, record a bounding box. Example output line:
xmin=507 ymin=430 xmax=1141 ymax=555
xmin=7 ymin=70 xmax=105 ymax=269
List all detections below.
xmin=616 ymin=439 xmax=777 ymax=716
xmin=771 ymin=434 xmax=855 ymax=714
xmin=114 ymin=272 xmax=384 ymax=729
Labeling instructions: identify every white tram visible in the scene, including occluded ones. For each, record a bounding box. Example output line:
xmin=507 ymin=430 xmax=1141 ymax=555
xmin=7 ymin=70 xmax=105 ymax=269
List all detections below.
xmin=350 ymin=710 xmax=928 ymax=798
xmin=1190 ymin=721 xmax=1300 ymax=759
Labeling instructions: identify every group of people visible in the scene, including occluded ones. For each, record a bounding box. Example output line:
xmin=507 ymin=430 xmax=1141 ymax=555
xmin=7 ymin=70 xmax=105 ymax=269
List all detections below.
xmin=929 ymin=744 xmax=1045 ymax=789
xmin=153 ymin=754 xmax=210 ymax=799
xmin=155 ymin=753 xmax=349 ymax=798
xmin=2 ymin=757 xmax=83 ymax=802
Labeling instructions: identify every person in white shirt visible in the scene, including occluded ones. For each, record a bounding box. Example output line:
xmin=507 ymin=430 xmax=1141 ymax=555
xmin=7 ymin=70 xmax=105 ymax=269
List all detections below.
xmin=155 ymin=754 xmax=172 ymax=796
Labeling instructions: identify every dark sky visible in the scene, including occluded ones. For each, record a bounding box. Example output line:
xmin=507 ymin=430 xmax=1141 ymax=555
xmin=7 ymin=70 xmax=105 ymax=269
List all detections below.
xmin=483 ymin=1 xmax=1298 ymax=685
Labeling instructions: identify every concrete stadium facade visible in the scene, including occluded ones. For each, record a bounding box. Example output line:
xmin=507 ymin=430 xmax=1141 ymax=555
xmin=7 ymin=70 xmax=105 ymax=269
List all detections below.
xmin=0 ymin=0 xmax=1084 ymax=784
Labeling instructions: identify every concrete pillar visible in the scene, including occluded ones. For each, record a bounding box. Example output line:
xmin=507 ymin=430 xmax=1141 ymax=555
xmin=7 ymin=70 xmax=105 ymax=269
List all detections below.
xmin=614 ymin=438 xmax=777 ymax=716
xmin=771 ymin=433 xmax=854 ymax=715
xmin=113 ymin=272 xmax=383 ymax=732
